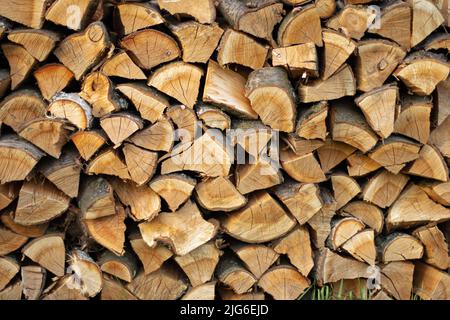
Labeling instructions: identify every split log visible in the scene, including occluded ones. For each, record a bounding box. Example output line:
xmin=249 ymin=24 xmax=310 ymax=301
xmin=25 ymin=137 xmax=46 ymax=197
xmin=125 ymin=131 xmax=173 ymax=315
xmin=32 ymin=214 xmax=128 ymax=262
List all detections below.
xmin=15 ymin=180 xmax=70 ymax=226
xmin=48 ymin=93 xmax=93 ymax=130
xmin=299 ymin=64 xmax=356 ymax=103
xmin=419 ymin=181 xmax=450 ymax=206
xmin=221 ymin=191 xmax=296 ymax=243
xmin=342 ymin=229 xmax=376 ymax=265
xmin=273 ymin=181 xmax=322 ymax=225
xmin=406 ymin=144 xmax=448 ymax=182
xmin=307 ymin=189 xmax=337 ymax=248
xmin=315 ymin=0 xmax=337 ymax=18
xmin=434 ymin=78 xmax=450 ymax=127
xmin=231 ymin=244 xmax=279 ymax=279
xmin=317 ymin=139 xmax=356 ymax=173
xmin=170 ymin=22 xmax=223 ymax=64
xmin=174 ymin=242 xmax=221 ymax=287
xmin=219 ymin=288 xmax=265 ymax=300
xmin=0 ymin=226 xmax=28 ymax=256
xmin=412 ymin=225 xmax=449 ymax=270
xmin=157 ymin=0 xmax=216 ymax=24
xmin=7 ymin=29 xmax=59 ymax=62
xmin=66 ymin=250 xmax=102 ymax=298
xmin=195 ymin=176 xmax=247 ymax=212
xmin=197 ymin=106 xmax=231 ymax=131
xmin=355 ymin=84 xmax=399 ymax=139
xmin=245 ymin=67 xmax=296 ymax=132
xmin=120 ymin=29 xmax=180 ymax=70
xmin=109 ymin=177 xmax=160 ymax=221
xmin=100 ymin=112 xmax=143 ymax=147
xmin=0 ymin=0 xmax=47 ymax=28
xmin=0 ymin=257 xmax=19 ymax=291
xmin=368 ymin=1 xmax=411 ymax=50
xmin=123 ymin=143 xmax=158 ymax=186
xmin=161 ymin=130 xmax=233 ymax=177
xmin=126 ymin=265 xmax=188 ymax=300
xmin=18 ymin=118 xmax=75 ymax=158
xmin=258 ymin=265 xmax=310 ymax=300
xmin=410 ymin=0 xmax=445 ymax=47
xmin=330 ymin=102 xmax=378 ymax=153
xmin=87 ymin=149 xmax=131 ymax=180
xmin=101 ymin=276 xmax=137 ymax=300
xmin=379 ymin=233 xmax=424 ymax=262
xmin=0 ymin=281 xmax=22 ymax=300
xmin=277 ymin=4 xmax=322 ymax=47
xmin=148 ymin=62 xmax=203 ymax=109
xmin=1 ymin=43 xmax=36 ymax=90
xmin=218 ymin=29 xmax=268 ymax=70
xmin=327 ymin=5 xmax=375 ymax=40
xmin=429 ymin=115 xmax=450 ymax=158
xmin=218 ymin=0 xmax=284 ymax=44
xmin=149 ymin=174 xmax=195 ymax=212
xmin=203 ymin=60 xmax=257 ymax=119
xmin=101 ymin=51 xmax=146 ymax=80
xmin=331 ymin=173 xmax=361 ymax=209
xmin=130 ymin=235 xmax=173 ymax=275
xmin=39 ymin=148 xmax=81 ymax=198
xmin=272 ymin=43 xmax=318 ymax=77
xmin=341 ymin=201 xmax=384 ymax=234
xmin=21 ymin=265 xmax=46 ymax=300
xmin=425 ymin=33 xmax=450 ymax=52
xmin=362 ymin=170 xmax=409 ymax=208
xmin=280 ymin=149 xmax=326 ymax=183
xmin=380 ymin=261 xmax=415 ymax=300
xmin=236 ymin=156 xmax=283 ymax=194
xmin=34 ymin=64 xmax=74 ymax=101
xmin=84 ymin=202 xmax=126 ymax=256
xmin=368 ymin=136 xmax=421 ymax=174
xmin=321 ymin=29 xmax=356 ymax=81
xmin=167 ymin=105 xmax=200 ymax=142
xmin=182 ymin=281 xmax=216 ymax=300
xmin=394 ymin=53 xmax=449 ymax=96
xmin=386 ymin=184 xmax=450 ymax=231
xmin=22 ymin=234 xmax=65 ymax=277
xmin=46 ymin=0 xmax=99 ymax=30
xmin=70 ymin=130 xmax=107 ymax=161
xmin=98 ymin=251 xmax=137 ymax=283
xmin=328 ymin=217 xmax=365 ymax=250
xmin=355 ymin=40 xmax=406 ymax=92
xmin=139 ymin=201 xmax=217 ymax=255
xmin=0 ymin=135 xmax=44 ymax=184
xmin=117 ymin=83 xmax=169 ymax=123
xmin=295 ymin=102 xmax=328 ymax=141
xmin=78 ymin=177 xmax=115 ymax=220
xmin=54 ymin=22 xmax=110 ymax=80
xmin=80 ymin=72 xmax=126 ymax=117
xmin=284 ymin=134 xmax=324 ymax=156
xmin=1 ymin=211 xmax=48 ymax=238
xmin=129 ymin=117 xmax=174 ymax=153
xmin=42 ymin=276 xmax=88 ymax=300
xmin=272 ymin=226 xmax=314 ymax=277
xmin=216 ymin=256 xmax=257 ymax=294
xmin=0 ymin=90 xmax=47 ymax=133
xmin=413 ymin=262 xmax=450 ymax=300
xmin=231 ymin=120 xmax=273 ymax=157
xmin=0 ymin=182 xmax=20 ymax=211
xmin=346 ymin=152 xmax=381 ymax=177
xmin=316 ymin=248 xmax=371 ymax=286
xmin=115 ymin=2 xmax=164 ymax=35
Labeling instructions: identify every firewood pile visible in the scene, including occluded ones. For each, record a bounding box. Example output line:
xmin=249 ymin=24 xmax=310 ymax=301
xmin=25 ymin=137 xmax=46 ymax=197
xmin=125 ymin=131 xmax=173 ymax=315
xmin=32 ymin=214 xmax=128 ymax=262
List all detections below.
xmin=0 ymin=0 xmax=449 ymax=300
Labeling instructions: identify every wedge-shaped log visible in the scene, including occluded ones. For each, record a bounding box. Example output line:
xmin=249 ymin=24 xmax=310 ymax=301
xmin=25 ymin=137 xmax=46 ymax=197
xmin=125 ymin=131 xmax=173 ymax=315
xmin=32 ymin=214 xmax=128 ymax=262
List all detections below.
xmin=54 ymin=22 xmax=110 ymax=80
xmin=379 ymin=233 xmax=424 ymax=262
xmin=123 ymin=143 xmax=158 ymax=186
xmin=158 ymin=0 xmax=216 ymax=24
xmin=139 ymin=201 xmax=217 ymax=256
xmin=130 ymin=235 xmax=173 ymax=275
xmin=258 ymin=266 xmax=310 ymax=300
xmin=148 ymin=62 xmax=203 ymax=108
xmin=1 ymin=43 xmax=36 ymax=90
xmin=413 ymin=225 xmax=449 ymax=270
xmin=22 ymin=234 xmax=65 ymax=277
xmin=0 ymin=0 xmax=47 ymax=29
xmin=406 ymin=144 xmax=448 ymax=182
xmin=362 ymin=170 xmax=409 ymax=208
xmin=34 ymin=64 xmax=74 ymax=101
xmin=280 ymin=149 xmax=326 ymax=183
xmin=129 ymin=117 xmax=174 ymax=152
xmin=221 ymin=191 xmax=296 ymax=243
xmin=342 ymin=229 xmax=376 ymax=265
xmin=195 ymin=176 xmax=246 ymax=212
xmin=101 ymin=51 xmax=146 ymax=80
xmin=410 ymin=0 xmax=444 ymax=47
xmin=78 ymin=177 xmax=115 ymax=220
xmin=121 ymin=29 xmax=180 ymax=70
xmin=203 ymin=60 xmax=257 ymax=119
xmin=46 ymin=0 xmax=98 ymax=30
xmin=413 ymin=262 xmax=450 ymax=300
xmin=71 ymin=130 xmax=106 ymax=161
xmin=322 ymin=29 xmax=356 ymax=80
xmin=317 ymin=139 xmax=356 ymax=173
xmin=115 ymin=2 xmax=164 ymax=35
xmin=87 ymin=149 xmax=130 ymax=180
xmin=272 ymin=43 xmax=318 ymax=77
xmin=7 ymin=29 xmax=59 ymax=62
xmin=100 ymin=112 xmax=143 ymax=147
xmin=342 ymin=201 xmax=384 ymax=234
xmin=236 ymin=156 xmax=283 ymax=195
xmin=232 ymin=244 xmax=278 ymax=279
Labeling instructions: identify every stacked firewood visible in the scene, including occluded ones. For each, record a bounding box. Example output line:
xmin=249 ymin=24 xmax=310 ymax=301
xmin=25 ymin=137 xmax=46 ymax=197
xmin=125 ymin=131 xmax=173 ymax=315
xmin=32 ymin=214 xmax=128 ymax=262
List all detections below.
xmin=0 ymin=0 xmax=449 ymax=300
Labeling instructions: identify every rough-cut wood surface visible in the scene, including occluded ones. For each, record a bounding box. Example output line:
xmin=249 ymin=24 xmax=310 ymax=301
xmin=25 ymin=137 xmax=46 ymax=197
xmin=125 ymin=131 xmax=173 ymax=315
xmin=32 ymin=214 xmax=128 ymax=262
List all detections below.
xmin=0 ymin=0 xmax=448 ymax=301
